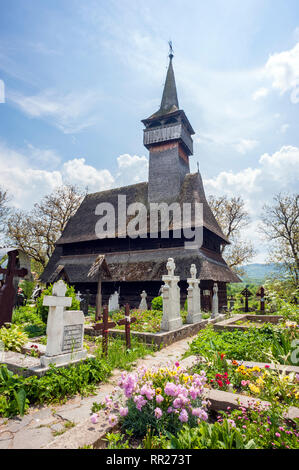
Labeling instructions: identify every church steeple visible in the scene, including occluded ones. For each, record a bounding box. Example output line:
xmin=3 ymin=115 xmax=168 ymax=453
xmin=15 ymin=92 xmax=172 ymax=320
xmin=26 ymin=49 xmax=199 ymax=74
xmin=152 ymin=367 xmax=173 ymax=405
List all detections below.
xmin=159 ymin=48 xmax=179 ymax=114
xmin=142 ymin=45 xmax=195 ymax=203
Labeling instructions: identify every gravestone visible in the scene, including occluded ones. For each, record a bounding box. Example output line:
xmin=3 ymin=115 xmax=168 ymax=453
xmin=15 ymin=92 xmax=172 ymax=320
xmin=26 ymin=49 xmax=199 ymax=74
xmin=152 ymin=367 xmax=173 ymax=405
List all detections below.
xmin=80 ymin=289 xmax=90 ymax=316
xmin=139 ymin=290 xmax=148 ymax=311
xmin=186 ymin=264 xmax=201 ymax=323
xmin=211 ymin=283 xmax=219 ymax=318
xmin=108 ymin=291 xmax=119 ymax=312
xmin=160 ymin=258 xmax=182 ymax=331
xmin=40 ymin=280 xmax=87 ymax=367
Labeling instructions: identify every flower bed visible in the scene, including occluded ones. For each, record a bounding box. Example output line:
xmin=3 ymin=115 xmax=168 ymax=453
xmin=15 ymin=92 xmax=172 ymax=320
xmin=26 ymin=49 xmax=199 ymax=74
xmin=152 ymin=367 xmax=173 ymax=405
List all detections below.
xmin=90 ymin=361 xmax=299 ymax=449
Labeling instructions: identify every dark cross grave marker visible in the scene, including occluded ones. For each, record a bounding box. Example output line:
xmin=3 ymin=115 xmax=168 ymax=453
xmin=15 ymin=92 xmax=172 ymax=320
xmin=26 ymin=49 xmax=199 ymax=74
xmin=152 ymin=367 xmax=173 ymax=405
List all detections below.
xmin=240 ymin=287 xmax=253 ymax=313
xmin=117 ymin=304 xmax=137 ymax=350
xmin=92 ymin=305 xmax=116 ymax=357
xmin=256 ymin=286 xmax=265 ymax=313
xmin=88 ymin=255 xmax=112 ymax=321
xmin=0 ymin=250 xmax=29 ymax=327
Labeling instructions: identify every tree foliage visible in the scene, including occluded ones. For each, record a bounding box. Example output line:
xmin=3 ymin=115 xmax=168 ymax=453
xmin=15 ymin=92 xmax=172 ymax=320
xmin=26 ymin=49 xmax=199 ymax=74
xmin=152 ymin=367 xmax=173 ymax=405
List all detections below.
xmin=260 ymin=193 xmax=299 ymax=287
xmin=208 ymin=195 xmax=256 ymax=271
xmin=6 ymin=185 xmax=85 ymax=270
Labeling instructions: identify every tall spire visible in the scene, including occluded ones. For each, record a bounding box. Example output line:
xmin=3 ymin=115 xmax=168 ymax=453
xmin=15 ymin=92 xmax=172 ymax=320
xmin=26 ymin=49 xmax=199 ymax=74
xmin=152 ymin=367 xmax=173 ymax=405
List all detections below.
xmin=159 ymin=41 xmax=179 ymax=114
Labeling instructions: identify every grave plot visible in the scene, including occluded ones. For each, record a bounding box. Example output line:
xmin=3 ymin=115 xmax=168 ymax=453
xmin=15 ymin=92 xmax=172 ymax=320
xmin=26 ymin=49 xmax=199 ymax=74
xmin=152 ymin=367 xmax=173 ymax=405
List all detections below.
xmin=85 ymin=259 xmax=224 ymax=348
xmin=214 ymin=313 xmax=283 ymax=331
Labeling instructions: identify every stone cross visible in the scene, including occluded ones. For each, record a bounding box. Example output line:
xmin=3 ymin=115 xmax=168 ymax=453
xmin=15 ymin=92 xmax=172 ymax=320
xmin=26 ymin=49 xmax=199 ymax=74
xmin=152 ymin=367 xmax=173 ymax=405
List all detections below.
xmin=211 ymin=282 xmax=219 ymax=318
xmin=40 ymin=280 xmax=87 ymax=368
xmin=186 ymin=264 xmax=201 ymax=323
xmin=160 ymin=258 xmax=182 ymax=331
xmin=139 ymin=290 xmax=148 ymax=311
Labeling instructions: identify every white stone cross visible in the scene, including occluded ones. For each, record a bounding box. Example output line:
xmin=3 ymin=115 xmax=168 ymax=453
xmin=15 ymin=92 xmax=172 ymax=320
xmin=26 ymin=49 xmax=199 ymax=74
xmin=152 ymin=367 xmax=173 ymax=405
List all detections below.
xmin=190 ymin=264 xmax=197 ymax=279
xmin=186 ymin=264 xmax=201 ymax=323
xmin=139 ymin=290 xmax=148 ymax=311
xmin=212 ymin=282 xmax=219 ymax=318
xmin=166 ymin=257 xmax=176 ymax=276
xmin=41 ymin=280 xmax=87 ymax=368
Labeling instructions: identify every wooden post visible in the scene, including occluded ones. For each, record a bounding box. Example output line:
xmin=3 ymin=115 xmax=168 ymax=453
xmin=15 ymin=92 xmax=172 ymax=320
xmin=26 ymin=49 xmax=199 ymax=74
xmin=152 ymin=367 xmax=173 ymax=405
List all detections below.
xmin=95 ymin=272 xmax=102 ymax=321
xmin=92 ymin=305 xmax=116 ymax=358
xmin=0 ymin=251 xmax=28 ymax=327
xmin=256 ymin=287 xmax=265 ymax=313
xmin=116 ymin=304 xmax=137 ymax=350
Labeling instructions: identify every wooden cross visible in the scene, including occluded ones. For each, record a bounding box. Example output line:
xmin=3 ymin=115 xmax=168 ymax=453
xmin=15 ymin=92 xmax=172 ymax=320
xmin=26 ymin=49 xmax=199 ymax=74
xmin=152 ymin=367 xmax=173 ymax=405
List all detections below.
xmin=240 ymin=287 xmax=253 ymax=313
xmin=117 ymin=304 xmax=137 ymax=350
xmin=0 ymin=250 xmax=28 ymax=327
xmin=87 ymin=255 xmax=112 ymax=321
xmin=92 ymin=305 xmax=116 ymax=357
xmin=256 ymin=286 xmax=265 ymax=313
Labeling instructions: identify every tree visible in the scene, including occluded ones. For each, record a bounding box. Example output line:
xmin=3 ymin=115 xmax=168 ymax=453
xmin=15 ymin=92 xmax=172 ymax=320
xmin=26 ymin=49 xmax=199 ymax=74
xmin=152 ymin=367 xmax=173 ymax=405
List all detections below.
xmin=208 ymin=195 xmax=256 ymax=272
xmin=6 ymin=185 xmax=85 ymax=270
xmin=260 ymin=193 xmax=299 ymax=287
xmin=0 ymin=187 xmax=10 ymax=231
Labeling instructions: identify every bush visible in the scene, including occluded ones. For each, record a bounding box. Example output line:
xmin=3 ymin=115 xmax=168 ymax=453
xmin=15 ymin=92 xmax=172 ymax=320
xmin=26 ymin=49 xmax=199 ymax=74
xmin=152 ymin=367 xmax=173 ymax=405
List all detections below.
xmin=151 ymin=296 xmax=163 ymax=311
xmin=12 ymin=307 xmax=46 ymax=338
xmin=0 ymin=324 xmax=28 ymax=352
xmin=19 ymin=280 xmax=35 ymax=300
xmin=36 ymin=282 xmax=80 ymax=323
xmin=95 ymin=363 xmax=208 ymax=437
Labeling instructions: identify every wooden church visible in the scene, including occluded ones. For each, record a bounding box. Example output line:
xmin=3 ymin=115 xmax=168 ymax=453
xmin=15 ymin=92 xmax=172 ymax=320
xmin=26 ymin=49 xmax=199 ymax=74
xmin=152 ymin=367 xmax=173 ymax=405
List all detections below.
xmin=41 ymin=50 xmax=240 ymax=310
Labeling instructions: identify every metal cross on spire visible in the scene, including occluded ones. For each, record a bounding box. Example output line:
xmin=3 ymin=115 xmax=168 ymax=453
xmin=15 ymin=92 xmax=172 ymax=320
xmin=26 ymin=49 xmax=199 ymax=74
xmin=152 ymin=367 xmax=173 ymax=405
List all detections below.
xmin=168 ymin=40 xmax=174 ymax=60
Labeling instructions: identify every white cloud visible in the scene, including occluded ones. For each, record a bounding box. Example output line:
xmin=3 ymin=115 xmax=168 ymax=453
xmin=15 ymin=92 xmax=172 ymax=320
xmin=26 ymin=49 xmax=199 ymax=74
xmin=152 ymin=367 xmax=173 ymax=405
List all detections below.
xmin=204 ymin=145 xmax=299 ymax=262
xmin=116 ymin=153 xmax=148 ymax=185
xmin=63 ymin=158 xmax=115 ymax=193
xmin=9 ymin=89 xmax=102 ymax=134
xmin=0 ymin=142 xmax=149 ymax=209
xmin=233 ymin=139 xmax=259 ymax=154
xmin=264 ymin=42 xmax=299 ymax=98
xmin=252 ymin=87 xmax=269 ymax=101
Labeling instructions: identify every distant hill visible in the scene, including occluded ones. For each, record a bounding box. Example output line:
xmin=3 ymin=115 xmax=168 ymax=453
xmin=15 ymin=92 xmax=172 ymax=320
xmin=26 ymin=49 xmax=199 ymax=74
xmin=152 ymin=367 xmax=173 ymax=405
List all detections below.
xmin=239 ymin=263 xmax=285 ymax=284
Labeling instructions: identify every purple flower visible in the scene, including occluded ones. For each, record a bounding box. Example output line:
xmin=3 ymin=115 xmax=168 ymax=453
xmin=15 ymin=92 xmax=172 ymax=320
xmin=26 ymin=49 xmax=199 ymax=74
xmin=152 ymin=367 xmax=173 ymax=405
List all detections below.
xmin=90 ymin=413 xmax=99 ymax=424
xmin=108 ymin=414 xmax=118 ymax=426
xmin=156 ymin=394 xmax=164 ymax=404
xmin=119 ymin=407 xmax=129 ymax=417
xmin=179 ymin=409 xmax=189 ymax=423
xmin=155 ymin=407 xmax=163 ymax=419
xmin=164 ymin=382 xmax=178 ymax=397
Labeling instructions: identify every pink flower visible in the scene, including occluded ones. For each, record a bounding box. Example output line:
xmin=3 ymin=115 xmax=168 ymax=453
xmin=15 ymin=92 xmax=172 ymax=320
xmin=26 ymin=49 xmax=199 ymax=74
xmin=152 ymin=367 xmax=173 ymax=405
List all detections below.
xmin=175 ymin=361 xmax=180 ymax=368
xmin=191 ymin=408 xmax=202 ymax=417
xmin=154 ymin=407 xmax=163 ymax=419
xmin=90 ymin=413 xmax=99 ymax=424
xmin=179 ymin=409 xmax=189 ymax=423
xmin=156 ymin=394 xmax=164 ymax=404
xmin=108 ymin=414 xmax=118 ymax=426
xmin=119 ymin=407 xmax=128 ymax=417
xmin=275 ymin=432 xmax=281 ymax=438
xmin=167 ymin=407 xmax=173 ymax=414
xmin=265 ymin=365 xmax=270 ymax=369
xmin=164 ymin=382 xmax=178 ymax=397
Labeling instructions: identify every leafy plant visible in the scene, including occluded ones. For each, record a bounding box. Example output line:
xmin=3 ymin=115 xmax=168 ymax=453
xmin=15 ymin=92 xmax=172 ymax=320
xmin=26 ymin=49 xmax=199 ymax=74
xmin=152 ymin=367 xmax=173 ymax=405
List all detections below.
xmin=151 ymin=296 xmax=163 ymax=311
xmin=0 ymin=366 xmax=28 ymax=417
xmin=0 ymin=324 xmax=28 ymax=352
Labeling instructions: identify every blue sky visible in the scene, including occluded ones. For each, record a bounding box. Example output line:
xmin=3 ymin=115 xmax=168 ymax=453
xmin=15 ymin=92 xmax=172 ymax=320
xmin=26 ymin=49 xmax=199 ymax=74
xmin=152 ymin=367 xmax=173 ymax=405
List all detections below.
xmin=0 ymin=0 xmax=298 ymax=262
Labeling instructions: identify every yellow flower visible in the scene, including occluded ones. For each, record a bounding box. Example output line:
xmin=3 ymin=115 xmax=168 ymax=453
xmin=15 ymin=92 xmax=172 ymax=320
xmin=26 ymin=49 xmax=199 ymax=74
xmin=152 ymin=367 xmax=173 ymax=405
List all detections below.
xmin=249 ymin=383 xmax=260 ymax=394
xmin=156 ymin=388 xmax=162 ymax=395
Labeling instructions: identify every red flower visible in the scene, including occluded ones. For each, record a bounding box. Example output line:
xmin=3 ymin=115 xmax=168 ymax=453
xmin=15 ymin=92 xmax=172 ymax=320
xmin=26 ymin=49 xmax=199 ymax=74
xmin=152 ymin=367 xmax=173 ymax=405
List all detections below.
xmin=217 ymin=380 xmax=223 ymax=388
xmin=221 ymin=354 xmax=225 ymax=360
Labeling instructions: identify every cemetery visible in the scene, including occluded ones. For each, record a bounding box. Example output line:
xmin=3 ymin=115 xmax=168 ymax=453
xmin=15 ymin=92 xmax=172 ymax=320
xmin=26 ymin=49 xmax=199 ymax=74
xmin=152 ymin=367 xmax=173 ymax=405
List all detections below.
xmin=0 ymin=8 xmax=298 ymax=451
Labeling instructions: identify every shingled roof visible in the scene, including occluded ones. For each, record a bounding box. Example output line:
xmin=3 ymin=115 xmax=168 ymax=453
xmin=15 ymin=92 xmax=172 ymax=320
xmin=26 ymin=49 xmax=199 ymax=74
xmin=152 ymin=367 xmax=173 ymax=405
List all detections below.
xmin=41 ymin=245 xmax=240 ymax=284
xmin=56 ymin=172 xmax=228 ymax=246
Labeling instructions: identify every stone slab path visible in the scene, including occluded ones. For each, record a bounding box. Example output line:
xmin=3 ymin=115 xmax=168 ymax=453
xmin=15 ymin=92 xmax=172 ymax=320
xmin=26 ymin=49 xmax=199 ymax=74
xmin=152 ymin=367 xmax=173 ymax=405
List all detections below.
xmin=0 ymin=334 xmax=196 ymax=449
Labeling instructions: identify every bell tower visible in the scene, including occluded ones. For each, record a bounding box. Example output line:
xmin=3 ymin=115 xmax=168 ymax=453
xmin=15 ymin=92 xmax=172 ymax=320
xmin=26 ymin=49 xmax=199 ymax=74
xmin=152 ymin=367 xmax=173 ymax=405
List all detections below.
xmin=142 ymin=44 xmax=195 ymax=203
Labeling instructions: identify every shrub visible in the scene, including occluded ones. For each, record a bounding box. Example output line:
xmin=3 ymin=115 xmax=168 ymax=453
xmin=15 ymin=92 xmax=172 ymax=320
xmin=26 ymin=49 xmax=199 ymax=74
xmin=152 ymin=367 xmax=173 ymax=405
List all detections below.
xmin=93 ymin=362 xmax=208 ymax=437
xmin=12 ymin=307 xmax=46 ymax=338
xmin=19 ymin=280 xmax=35 ymax=300
xmin=0 ymin=366 xmax=28 ymax=417
xmin=0 ymin=324 xmax=28 ymax=352
xmin=151 ymin=296 xmax=163 ymax=311
xmin=36 ymin=282 xmax=80 ymax=323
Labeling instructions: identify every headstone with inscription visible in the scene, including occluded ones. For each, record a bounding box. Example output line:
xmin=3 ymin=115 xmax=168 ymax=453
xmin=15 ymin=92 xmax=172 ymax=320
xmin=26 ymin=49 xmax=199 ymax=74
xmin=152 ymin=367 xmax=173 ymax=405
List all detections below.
xmin=186 ymin=264 xmax=201 ymax=323
xmin=40 ymin=280 xmax=87 ymax=367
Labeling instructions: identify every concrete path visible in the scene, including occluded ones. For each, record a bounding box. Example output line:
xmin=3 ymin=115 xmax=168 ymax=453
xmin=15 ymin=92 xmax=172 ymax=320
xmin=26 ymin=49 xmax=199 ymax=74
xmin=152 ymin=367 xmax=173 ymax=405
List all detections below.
xmin=0 ymin=335 xmax=196 ymax=449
